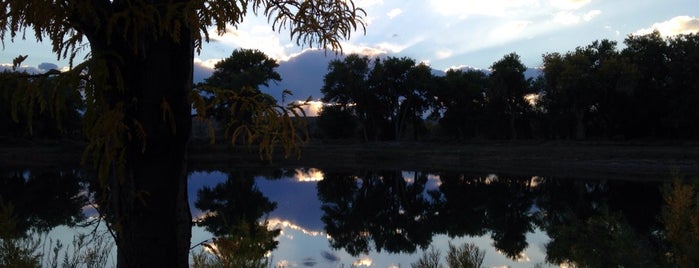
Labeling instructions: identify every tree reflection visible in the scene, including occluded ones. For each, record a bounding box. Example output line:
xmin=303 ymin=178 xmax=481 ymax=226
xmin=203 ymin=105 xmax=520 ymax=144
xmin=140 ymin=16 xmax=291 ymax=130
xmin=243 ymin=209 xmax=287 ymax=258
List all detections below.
xmin=0 ymin=168 xmax=88 ymax=235
xmin=317 ymin=169 xmax=665 ymax=265
xmin=317 ymin=170 xmax=437 ymax=255
xmin=432 ymin=173 xmax=535 ymax=259
xmin=535 ymin=178 xmax=664 ymax=266
xmin=193 ymin=170 xmax=280 ymax=262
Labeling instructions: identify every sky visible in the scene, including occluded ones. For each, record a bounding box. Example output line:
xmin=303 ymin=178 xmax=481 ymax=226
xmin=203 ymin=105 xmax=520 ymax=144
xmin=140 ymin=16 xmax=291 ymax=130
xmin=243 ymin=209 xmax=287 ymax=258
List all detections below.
xmin=1 ymin=0 xmax=698 ymax=101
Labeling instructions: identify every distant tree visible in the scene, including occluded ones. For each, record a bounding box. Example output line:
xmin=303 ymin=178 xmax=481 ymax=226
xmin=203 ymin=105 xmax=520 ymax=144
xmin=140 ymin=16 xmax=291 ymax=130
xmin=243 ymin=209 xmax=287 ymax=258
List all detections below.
xmin=201 ymin=49 xmax=281 ymax=121
xmin=0 ymin=70 xmax=83 ymax=139
xmin=664 ymin=33 xmax=699 ymax=138
xmin=321 ymin=54 xmax=382 ymax=141
xmin=541 ymin=40 xmax=636 ymax=139
xmin=487 ymin=53 xmax=530 ymax=139
xmin=199 ymin=49 xmax=282 ymax=143
xmin=368 ymin=57 xmax=433 ymax=140
xmin=316 ymin=105 xmax=358 ymax=139
xmin=432 ymin=69 xmax=488 ymax=139
xmin=621 ymin=31 xmax=670 ymax=138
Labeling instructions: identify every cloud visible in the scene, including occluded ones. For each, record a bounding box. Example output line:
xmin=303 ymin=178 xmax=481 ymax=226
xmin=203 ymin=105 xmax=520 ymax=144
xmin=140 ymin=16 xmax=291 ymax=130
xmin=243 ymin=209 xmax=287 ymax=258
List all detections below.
xmin=583 ymin=10 xmax=601 ymax=21
xmin=436 ymin=49 xmax=452 ymax=59
xmin=0 ymin=63 xmax=42 ymax=74
xmin=193 ymin=58 xmax=217 ymax=83
xmin=633 ymin=16 xmax=699 ymax=36
xmin=553 ymin=11 xmax=581 ymax=24
xmin=429 ymin=0 xmax=540 ymax=18
xmin=38 ymin=62 xmax=58 ymax=71
xmin=320 ymin=251 xmax=340 ymax=262
xmin=209 ymin=25 xmax=291 ymax=61
xmin=549 ymin=0 xmax=591 ymax=10
xmin=490 ymin=20 xmax=532 ymax=40
xmin=552 ymin=9 xmax=598 ymax=25
xmin=386 ymin=8 xmax=402 ymax=19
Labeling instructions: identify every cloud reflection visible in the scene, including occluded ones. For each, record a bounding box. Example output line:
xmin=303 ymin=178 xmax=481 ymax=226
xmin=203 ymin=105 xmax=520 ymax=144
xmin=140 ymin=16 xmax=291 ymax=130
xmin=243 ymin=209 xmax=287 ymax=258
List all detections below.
xmin=352 ymin=256 xmax=373 ymax=267
xmin=295 ymin=168 xmax=325 ymax=182
xmin=268 ymin=218 xmax=326 ymax=238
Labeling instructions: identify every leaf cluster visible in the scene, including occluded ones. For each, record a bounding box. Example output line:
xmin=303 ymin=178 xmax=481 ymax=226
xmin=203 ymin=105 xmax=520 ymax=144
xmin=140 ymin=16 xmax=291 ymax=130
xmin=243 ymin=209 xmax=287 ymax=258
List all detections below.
xmin=1 ymin=0 xmax=365 ymax=59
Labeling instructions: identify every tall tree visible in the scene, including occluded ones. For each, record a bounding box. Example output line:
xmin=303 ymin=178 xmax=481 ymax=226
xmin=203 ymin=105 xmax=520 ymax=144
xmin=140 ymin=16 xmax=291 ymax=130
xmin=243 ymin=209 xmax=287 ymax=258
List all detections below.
xmin=0 ymin=1 xmax=365 ymax=267
xmin=621 ymin=31 xmax=669 ymax=137
xmin=487 ymin=53 xmax=529 ymax=139
xmin=432 ymin=69 xmax=488 ymax=139
xmin=321 ymin=54 xmax=382 ymax=141
xmin=200 ymin=49 xmax=281 ymax=140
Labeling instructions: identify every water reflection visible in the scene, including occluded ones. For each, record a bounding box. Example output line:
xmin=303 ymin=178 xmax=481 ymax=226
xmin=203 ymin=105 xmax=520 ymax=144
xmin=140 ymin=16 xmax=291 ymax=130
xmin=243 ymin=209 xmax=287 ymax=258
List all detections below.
xmin=0 ymin=164 xmax=688 ymax=267
xmin=0 ymin=168 xmax=88 ymax=234
xmin=318 ymin=170 xmax=667 ymax=266
xmin=192 ymin=170 xmax=280 ymax=266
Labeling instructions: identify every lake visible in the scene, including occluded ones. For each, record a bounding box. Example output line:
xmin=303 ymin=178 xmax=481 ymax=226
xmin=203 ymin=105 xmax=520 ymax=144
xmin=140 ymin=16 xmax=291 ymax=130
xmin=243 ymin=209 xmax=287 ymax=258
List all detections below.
xmin=2 ymin=163 xmax=684 ymax=267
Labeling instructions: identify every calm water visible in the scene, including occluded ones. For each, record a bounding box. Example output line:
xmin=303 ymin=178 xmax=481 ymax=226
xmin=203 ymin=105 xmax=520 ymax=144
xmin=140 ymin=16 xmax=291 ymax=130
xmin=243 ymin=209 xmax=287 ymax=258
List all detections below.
xmin=1 ymin=166 xmax=670 ymax=267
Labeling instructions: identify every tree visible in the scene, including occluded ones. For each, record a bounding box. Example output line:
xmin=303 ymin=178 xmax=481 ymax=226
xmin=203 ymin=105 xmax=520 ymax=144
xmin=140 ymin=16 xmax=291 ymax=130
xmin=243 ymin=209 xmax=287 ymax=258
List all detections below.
xmin=487 ymin=53 xmax=529 ymax=139
xmin=201 ymin=49 xmax=281 ymax=124
xmin=369 ymin=57 xmax=432 ymax=140
xmin=321 ymin=54 xmax=382 ymax=141
xmin=621 ymin=31 xmax=670 ymax=137
xmin=432 ymin=69 xmax=488 ymax=139
xmin=1 ymin=1 xmax=365 ymax=267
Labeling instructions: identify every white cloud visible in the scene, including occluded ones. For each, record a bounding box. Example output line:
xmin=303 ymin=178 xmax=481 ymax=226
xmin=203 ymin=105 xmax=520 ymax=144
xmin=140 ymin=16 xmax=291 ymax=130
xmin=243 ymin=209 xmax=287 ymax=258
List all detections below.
xmin=583 ymin=10 xmax=601 ymax=21
xmin=436 ymin=49 xmax=453 ymax=59
xmin=490 ymin=20 xmax=532 ymax=40
xmin=429 ymin=0 xmax=540 ymax=18
xmin=549 ymin=0 xmax=591 ymax=10
xmin=193 ymin=58 xmax=220 ymax=70
xmin=387 ymin=8 xmax=403 ymax=19
xmin=634 ymin=16 xmax=699 ymax=36
xmin=553 ymin=11 xmax=581 ymax=25
xmin=209 ymin=25 xmax=291 ymax=61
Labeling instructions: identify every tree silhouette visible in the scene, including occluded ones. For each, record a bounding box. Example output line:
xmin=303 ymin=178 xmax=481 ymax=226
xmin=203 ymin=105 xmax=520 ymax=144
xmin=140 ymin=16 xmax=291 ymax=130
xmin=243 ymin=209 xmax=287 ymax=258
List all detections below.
xmin=431 ymin=69 xmax=488 ymax=139
xmin=317 ymin=170 xmax=437 ymax=255
xmin=200 ymin=49 xmax=281 ymax=125
xmin=486 ymin=53 xmax=530 ymax=139
xmin=194 ymin=171 xmax=280 ymax=264
xmin=0 ymin=1 xmax=365 ymax=266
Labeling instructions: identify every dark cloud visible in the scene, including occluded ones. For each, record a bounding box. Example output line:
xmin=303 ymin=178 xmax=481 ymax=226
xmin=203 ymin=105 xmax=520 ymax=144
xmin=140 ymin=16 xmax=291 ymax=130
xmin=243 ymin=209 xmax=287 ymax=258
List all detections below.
xmin=301 ymin=257 xmax=317 ymax=267
xmin=261 ymin=49 xmax=341 ymax=102
xmin=38 ymin=62 xmax=58 ymax=71
xmin=320 ymin=251 xmax=340 ymax=262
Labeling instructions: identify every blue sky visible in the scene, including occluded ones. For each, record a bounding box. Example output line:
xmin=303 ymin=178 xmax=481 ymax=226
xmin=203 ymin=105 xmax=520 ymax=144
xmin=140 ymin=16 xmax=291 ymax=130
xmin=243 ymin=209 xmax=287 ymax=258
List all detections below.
xmin=1 ymin=0 xmax=698 ymax=76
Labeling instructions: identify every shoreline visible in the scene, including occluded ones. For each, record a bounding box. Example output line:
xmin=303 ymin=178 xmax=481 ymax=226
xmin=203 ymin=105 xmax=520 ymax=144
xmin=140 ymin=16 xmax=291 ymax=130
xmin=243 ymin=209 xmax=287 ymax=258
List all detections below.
xmin=2 ymin=140 xmax=698 ymax=180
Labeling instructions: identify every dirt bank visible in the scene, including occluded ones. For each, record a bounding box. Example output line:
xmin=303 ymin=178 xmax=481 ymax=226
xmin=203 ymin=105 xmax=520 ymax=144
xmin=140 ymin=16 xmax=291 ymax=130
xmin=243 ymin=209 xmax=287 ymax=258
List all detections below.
xmin=2 ymin=140 xmax=698 ymax=180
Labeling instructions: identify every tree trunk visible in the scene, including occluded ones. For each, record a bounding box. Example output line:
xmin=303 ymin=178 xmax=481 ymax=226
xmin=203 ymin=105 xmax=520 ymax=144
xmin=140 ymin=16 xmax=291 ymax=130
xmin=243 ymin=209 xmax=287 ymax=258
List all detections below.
xmin=575 ymin=110 xmax=586 ymax=140
xmin=89 ymin=21 xmax=194 ymax=268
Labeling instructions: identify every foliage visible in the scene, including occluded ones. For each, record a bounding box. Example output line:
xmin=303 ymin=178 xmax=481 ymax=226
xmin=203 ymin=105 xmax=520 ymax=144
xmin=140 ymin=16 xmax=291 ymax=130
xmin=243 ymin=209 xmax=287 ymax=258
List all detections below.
xmin=0 ymin=69 xmax=84 ymax=139
xmin=410 ymin=243 xmax=485 ymax=268
xmin=316 ymin=105 xmax=358 ymax=139
xmin=191 ymin=222 xmax=276 ymax=268
xmin=411 ymin=247 xmax=443 ymax=268
xmin=199 ymin=49 xmax=282 ymax=124
xmin=445 ymin=242 xmax=485 ymax=268
xmin=321 ymin=55 xmax=434 ymax=141
xmin=486 ymin=52 xmax=530 ymax=139
xmin=661 ymin=179 xmax=699 ymax=267
xmin=0 ymin=202 xmax=42 ymax=268
xmin=44 ymin=232 xmax=115 ymax=268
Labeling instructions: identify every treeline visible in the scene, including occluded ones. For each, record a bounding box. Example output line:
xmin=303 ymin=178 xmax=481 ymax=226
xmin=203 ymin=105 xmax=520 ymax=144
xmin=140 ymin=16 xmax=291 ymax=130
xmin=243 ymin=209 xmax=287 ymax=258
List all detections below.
xmin=316 ymin=31 xmax=699 ymax=141
xmin=0 ymin=71 xmax=83 ymax=140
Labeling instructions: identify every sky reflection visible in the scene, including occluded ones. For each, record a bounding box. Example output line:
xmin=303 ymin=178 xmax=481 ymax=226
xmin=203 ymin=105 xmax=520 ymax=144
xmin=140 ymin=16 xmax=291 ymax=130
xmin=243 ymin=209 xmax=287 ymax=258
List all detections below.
xmin=187 ymin=169 xmax=558 ymax=267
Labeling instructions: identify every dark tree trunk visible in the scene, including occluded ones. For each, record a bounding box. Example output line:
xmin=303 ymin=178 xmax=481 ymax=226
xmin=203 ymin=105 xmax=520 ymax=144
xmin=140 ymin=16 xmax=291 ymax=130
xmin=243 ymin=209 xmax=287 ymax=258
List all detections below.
xmin=88 ymin=17 xmax=194 ymax=268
